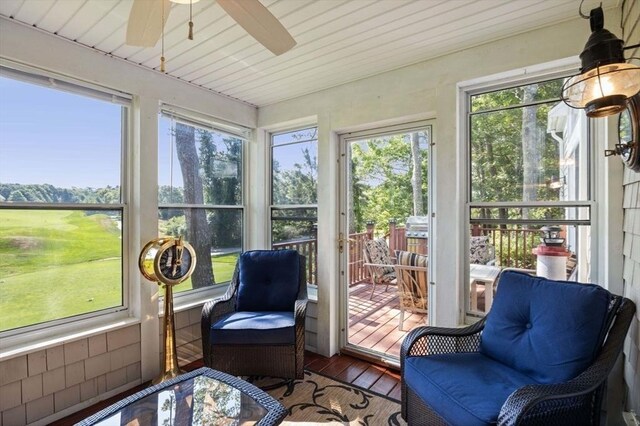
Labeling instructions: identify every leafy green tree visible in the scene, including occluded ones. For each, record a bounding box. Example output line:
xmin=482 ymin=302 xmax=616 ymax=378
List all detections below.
xmin=349 ymin=132 xmax=429 ymax=234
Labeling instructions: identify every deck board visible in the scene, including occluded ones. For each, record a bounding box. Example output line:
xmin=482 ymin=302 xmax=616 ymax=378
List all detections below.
xmin=348 ymin=282 xmax=428 ymax=357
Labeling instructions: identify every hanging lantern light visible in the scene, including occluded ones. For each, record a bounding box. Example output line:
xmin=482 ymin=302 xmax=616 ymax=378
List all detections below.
xmin=561 ymin=6 xmax=640 ymax=118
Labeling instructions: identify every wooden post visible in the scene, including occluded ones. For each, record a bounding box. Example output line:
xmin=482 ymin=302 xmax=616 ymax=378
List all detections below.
xmin=389 ymin=220 xmax=397 ymax=253
xmin=366 ymin=221 xmax=375 ymax=240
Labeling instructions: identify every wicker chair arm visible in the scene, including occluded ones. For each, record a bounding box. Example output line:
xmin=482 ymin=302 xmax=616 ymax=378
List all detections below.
xmin=295 ymin=298 xmax=308 ymax=322
xmin=401 ymin=319 xmax=486 ymax=359
xmin=498 ymin=365 xmax=607 ymax=426
xmin=201 ymin=267 xmax=239 ymax=367
xmin=201 ymin=294 xmax=236 ymax=367
xmin=294 ymin=297 xmax=308 ymax=355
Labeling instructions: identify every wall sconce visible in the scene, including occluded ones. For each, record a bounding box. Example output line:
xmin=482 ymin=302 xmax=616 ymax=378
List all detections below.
xmin=561 ymin=6 xmax=640 ymax=118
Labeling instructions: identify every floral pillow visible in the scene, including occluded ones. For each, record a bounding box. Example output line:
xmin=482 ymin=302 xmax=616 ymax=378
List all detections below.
xmin=470 ymin=236 xmax=495 ymax=265
xmin=364 ymin=238 xmax=395 ymax=276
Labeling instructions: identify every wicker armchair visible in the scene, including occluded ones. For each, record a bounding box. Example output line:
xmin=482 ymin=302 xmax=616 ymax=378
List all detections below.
xmin=400 ymin=270 xmax=635 ymax=426
xmin=201 ymin=249 xmax=307 ymax=379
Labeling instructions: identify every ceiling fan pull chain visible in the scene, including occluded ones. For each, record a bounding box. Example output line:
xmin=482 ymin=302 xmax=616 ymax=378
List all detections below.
xmin=160 ymin=0 xmax=166 ymax=72
xmin=188 ymin=0 xmax=194 ymax=40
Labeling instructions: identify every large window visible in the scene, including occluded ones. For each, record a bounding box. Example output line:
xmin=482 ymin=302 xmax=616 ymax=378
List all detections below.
xmin=270 ymin=127 xmax=318 ymax=285
xmin=158 ymin=108 xmax=245 ymax=293
xmin=467 ymin=76 xmax=592 ymax=315
xmin=0 ymin=66 xmax=130 ymax=334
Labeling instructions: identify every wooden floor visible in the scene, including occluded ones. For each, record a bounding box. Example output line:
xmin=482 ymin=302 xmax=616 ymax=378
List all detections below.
xmin=51 ymin=352 xmax=401 ymax=425
xmin=348 ymin=282 xmax=428 ymax=358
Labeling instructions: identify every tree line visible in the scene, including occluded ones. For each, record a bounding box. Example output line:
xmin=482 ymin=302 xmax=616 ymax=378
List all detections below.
xmin=0 ymin=183 xmax=120 ymax=204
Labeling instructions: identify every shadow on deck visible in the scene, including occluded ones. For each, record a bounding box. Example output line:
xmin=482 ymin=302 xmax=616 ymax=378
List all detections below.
xmin=348 ymin=282 xmax=428 ymax=358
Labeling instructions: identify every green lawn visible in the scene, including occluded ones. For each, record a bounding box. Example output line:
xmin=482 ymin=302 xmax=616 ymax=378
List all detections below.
xmin=0 ymin=209 xmax=238 ymax=332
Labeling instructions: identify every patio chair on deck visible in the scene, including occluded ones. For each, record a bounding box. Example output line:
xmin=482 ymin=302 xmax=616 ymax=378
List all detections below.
xmin=362 ymin=238 xmax=396 ymax=300
xmin=394 ymin=250 xmax=428 ymax=331
xmin=201 ymin=249 xmax=307 ymax=379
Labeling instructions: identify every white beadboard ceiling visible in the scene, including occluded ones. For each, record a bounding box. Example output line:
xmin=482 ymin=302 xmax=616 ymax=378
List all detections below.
xmin=0 ymin=0 xmax=619 ymax=107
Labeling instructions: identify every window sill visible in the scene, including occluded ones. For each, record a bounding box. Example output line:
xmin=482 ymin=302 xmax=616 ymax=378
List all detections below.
xmin=165 ymin=284 xmax=229 ymax=315
xmin=0 ymin=315 xmax=139 ymax=362
xmin=307 ymin=284 xmax=318 ymax=302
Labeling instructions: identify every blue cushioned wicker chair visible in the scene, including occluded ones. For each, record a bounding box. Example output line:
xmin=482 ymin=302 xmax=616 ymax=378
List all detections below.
xmin=201 ymin=249 xmax=307 ymax=379
xmin=400 ymin=270 xmax=635 ymax=426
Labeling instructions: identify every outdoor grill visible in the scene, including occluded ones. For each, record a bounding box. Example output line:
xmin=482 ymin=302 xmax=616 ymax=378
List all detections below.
xmin=405 ymin=216 xmax=429 ymax=238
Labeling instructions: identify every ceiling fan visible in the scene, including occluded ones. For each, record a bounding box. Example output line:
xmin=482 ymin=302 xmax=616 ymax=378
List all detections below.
xmin=126 ymin=0 xmax=296 ymax=56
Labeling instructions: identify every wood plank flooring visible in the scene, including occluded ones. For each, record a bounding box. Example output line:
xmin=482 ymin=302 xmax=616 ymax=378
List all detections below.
xmin=348 ymin=282 xmax=427 ymax=357
xmin=51 ymin=352 xmax=401 ymax=425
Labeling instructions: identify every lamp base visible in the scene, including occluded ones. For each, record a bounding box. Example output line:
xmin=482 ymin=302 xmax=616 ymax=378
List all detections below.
xmin=152 ymin=366 xmax=184 ymax=386
xmin=152 ymin=283 xmax=184 ymax=385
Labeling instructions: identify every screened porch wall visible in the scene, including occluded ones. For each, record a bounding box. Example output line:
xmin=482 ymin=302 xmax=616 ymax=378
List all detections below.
xmin=622 ymin=0 xmax=640 ymax=414
xmin=0 ymin=325 xmax=141 ymax=425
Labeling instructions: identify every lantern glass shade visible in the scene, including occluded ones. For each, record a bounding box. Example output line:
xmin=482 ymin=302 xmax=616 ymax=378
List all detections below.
xmin=540 ymin=226 xmax=565 ymax=246
xmin=562 ymin=63 xmax=640 ymax=117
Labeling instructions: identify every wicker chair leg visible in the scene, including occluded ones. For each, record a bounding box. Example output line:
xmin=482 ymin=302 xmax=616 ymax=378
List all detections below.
xmin=405 ymin=385 xmax=449 ymax=426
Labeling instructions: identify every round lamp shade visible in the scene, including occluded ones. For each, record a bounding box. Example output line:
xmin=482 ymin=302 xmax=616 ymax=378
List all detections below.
xmin=562 ymin=63 xmax=640 ymax=117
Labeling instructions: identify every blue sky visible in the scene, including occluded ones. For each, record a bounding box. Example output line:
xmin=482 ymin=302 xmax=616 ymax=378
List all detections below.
xmin=0 ymin=76 xmax=122 ymax=188
xmin=0 ymin=76 xmax=317 ymax=190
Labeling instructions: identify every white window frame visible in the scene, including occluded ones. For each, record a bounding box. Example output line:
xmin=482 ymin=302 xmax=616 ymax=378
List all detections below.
xmin=0 ymin=62 xmax=134 ymax=354
xmin=158 ymin=105 xmax=249 ymax=308
xmin=269 ymin=125 xmax=319 ymax=297
xmin=457 ymin=58 xmax=602 ymax=322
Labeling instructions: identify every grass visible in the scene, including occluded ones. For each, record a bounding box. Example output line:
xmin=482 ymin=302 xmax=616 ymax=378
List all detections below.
xmin=0 ymin=210 xmax=239 ymax=332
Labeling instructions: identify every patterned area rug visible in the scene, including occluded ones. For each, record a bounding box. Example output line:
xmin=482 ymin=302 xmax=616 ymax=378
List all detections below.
xmin=247 ymin=370 xmax=406 ymax=425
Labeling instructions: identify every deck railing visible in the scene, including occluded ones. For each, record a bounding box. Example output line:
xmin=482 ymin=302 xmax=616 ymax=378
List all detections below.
xmin=274 ymin=223 xmax=546 ymax=288
xmin=472 ymin=225 xmax=540 ymax=269
xmin=273 ymin=238 xmax=318 ymax=285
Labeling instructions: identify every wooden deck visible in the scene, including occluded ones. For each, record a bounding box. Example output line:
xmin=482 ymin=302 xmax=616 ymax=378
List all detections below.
xmin=348 ymin=282 xmax=428 ymax=358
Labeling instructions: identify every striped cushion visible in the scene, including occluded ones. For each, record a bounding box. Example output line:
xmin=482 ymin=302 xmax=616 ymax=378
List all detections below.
xmin=470 ymin=236 xmax=494 ymax=265
xmin=395 ymin=250 xmax=428 ymax=310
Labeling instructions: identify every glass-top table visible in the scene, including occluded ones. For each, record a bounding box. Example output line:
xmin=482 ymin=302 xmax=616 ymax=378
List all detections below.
xmin=76 ymin=367 xmax=287 ymax=426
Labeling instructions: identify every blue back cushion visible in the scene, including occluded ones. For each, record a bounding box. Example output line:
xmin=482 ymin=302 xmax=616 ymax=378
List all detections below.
xmin=479 ymin=271 xmax=611 ymax=384
xmin=236 ymin=250 xmax=300 ymax=312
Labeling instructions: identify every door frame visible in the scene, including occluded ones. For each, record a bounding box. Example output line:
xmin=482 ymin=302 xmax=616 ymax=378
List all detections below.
xmin=337 ymin=120 xmax=435 ymax=364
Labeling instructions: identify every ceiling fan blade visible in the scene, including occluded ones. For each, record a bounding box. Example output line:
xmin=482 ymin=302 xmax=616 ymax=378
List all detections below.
xmin=126 ymin=0 xmax=172 ymax=47
xmin=217 ymin=0 xmax=296 ymax=56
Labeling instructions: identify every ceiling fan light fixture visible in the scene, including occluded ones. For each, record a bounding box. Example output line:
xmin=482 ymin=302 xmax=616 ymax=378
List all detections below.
xmin=561 ymin=6 xmax=640 ymax=118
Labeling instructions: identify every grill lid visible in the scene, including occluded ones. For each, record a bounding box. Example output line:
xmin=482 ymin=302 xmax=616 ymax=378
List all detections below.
xmin=405 ymin=215 xmax=429 ymax=238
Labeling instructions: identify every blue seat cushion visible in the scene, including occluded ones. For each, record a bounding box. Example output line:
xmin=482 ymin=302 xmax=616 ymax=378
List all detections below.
xmin=480 ymin=270 xmax=611 ymax=384
xmin=210 ymin=311 xmax=295 ymax=345
xmin=405 ymin=353 xmax=537 ymax=426
xmin=236 ymin=249 xmax=300 ymax=312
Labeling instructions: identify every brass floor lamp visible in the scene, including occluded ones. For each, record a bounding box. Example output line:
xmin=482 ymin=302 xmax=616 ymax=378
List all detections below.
xmin=139 ymin=236 xmax=196 ymax=384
